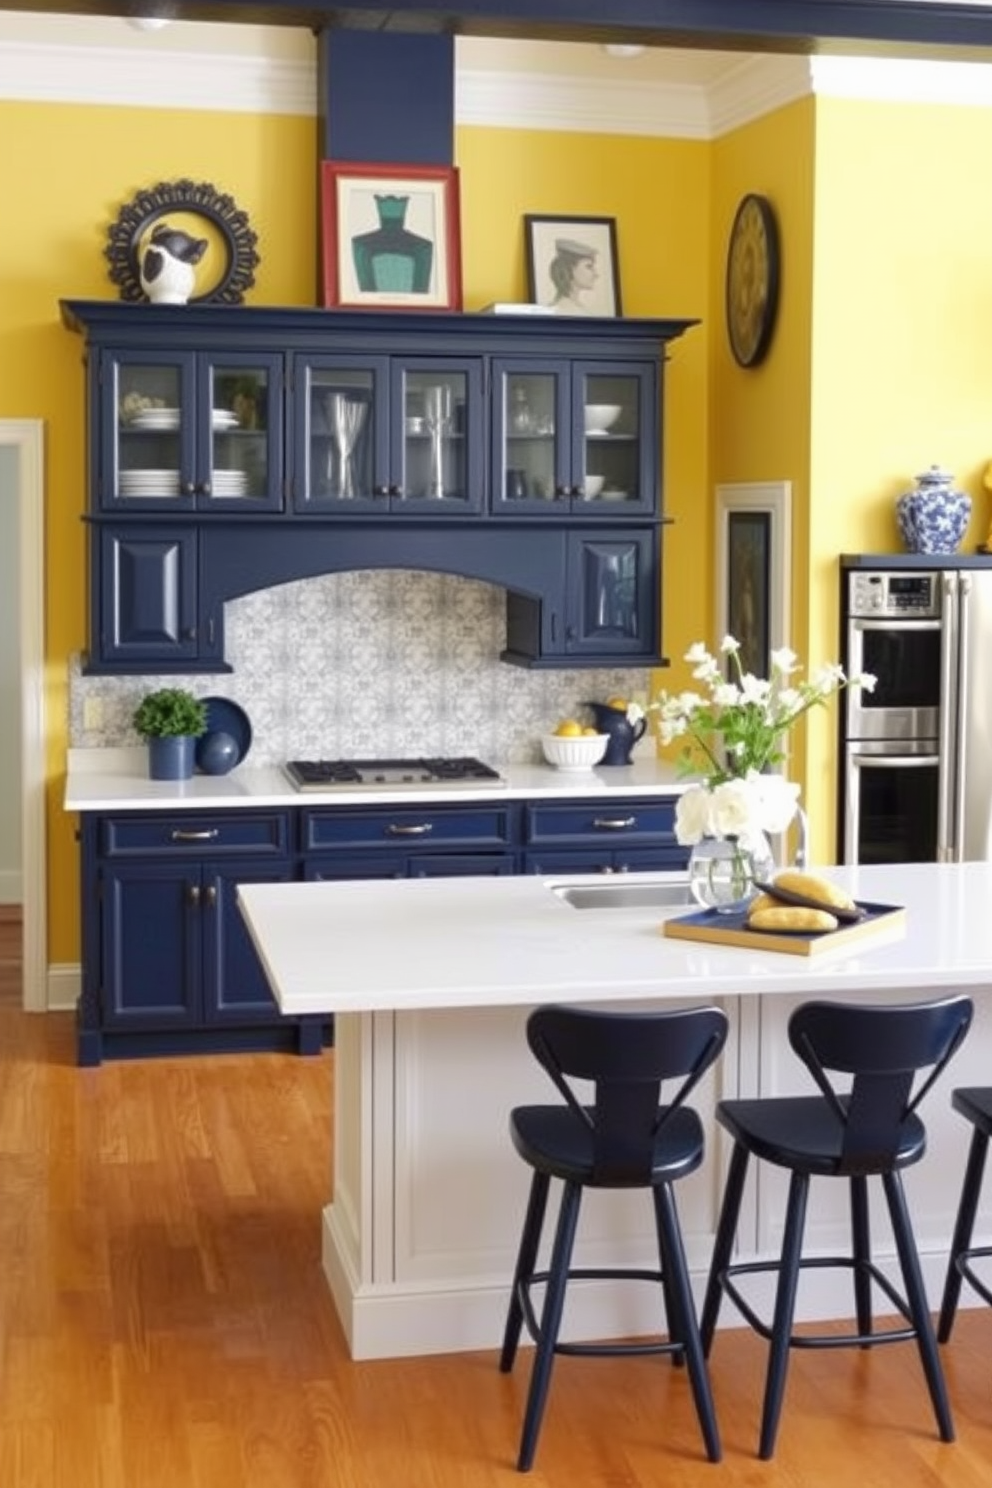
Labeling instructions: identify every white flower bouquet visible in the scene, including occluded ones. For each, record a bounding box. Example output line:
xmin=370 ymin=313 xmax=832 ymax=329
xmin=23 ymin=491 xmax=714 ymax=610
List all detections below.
xmin=650 ymin=637 xmax=876 ymax=849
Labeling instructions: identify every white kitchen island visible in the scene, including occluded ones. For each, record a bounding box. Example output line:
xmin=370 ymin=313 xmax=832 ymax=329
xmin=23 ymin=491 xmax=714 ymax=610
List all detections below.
xmin=238 ymin=861 xmax=992 ymax=1360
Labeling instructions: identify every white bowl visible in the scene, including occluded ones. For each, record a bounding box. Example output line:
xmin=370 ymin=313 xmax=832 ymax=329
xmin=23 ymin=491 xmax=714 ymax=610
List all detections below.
xmin=584 ymin=403 xmax=621 ymax=434
xmin=582 ymin=474 xmax=605 ymax=499
xmin=541 ymin=733 xmax=609 ymax=770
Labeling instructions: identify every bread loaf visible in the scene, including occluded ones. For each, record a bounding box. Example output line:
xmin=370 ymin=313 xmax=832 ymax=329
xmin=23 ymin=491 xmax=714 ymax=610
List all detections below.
xmin=749 ymin=905 xmax=839 ymax=933
xmin=748 ymin=892 xmax=782 ymax=916
xmin=772 ymin=870 xmax=856 ymax=913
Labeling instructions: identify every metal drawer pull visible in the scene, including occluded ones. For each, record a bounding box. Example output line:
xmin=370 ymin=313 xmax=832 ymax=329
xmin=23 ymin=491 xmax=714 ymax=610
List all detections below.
xmin=386 ymin=823 xmax=434 ymax=836
xmin=188 ymin=884 xmax=200 ymax=906
xmin=592 ymin=816 xmax=637 ymax=831
xmin=170 ymin=829 xmax=220 ymax=842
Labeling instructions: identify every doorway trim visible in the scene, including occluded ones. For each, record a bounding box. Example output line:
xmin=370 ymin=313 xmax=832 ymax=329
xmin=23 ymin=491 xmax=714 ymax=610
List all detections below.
xmin=3 ymin=420 xmax=46 ymax=1012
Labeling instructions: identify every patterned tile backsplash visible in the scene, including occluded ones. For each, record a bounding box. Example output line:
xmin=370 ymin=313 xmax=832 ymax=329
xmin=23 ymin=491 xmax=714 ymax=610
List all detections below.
xmin=69 ymin=570 xmax=659 ymax=765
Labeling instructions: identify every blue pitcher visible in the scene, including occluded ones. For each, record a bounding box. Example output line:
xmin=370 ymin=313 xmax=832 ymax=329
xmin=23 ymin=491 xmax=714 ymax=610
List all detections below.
xmin=584 ymin=702 xmax=646 ymax=766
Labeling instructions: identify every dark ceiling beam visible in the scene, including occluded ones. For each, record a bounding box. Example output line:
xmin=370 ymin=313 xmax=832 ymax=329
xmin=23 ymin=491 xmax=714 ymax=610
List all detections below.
xmin=7 ymin=1 xmax=992 ymax=61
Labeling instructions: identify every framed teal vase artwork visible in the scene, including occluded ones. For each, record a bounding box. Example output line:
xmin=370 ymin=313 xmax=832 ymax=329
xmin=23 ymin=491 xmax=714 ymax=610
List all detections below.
xmin=320 ymin=160 xmax=462 ymax=312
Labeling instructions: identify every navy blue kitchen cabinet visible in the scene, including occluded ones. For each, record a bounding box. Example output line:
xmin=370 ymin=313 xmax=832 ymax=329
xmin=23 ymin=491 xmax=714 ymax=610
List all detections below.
xmin=491 ymin=357 xmax=657 ymax=519
xmin=521 ymin=797 xmax=688 ymax=875
xmin=75 ymin=792 xmax=687 ymax=1063
xmin=293 ymin=352 xmax=486 ymax=514
xmin=77 ymin=810 xmax=323 ymax=1065
xmin=97 ymin=348 xmax=285 ymax=514
xmin=62 ymin=301 xmax=695 ymax=675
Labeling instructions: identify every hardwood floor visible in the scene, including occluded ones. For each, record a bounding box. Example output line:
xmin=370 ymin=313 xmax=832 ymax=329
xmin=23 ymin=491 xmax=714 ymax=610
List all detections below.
xmin=2 ymin=914 xmax=992 ymax=1486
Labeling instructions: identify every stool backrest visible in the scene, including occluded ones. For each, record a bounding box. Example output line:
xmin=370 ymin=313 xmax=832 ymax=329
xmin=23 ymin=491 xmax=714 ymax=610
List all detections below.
xmin=788 ymin=996 xmax=974 ymax=1175
xmin=526 ymin=1004 xmax=729 ymax=1184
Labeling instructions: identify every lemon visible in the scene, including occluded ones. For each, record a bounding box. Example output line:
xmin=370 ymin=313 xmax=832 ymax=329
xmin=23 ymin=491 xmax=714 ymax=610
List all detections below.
xmin=606 ymin=695 xmax=628 ymax=711
xmin=554 ymin=719 xmax=582 ymax=737
xmin=581 ymin=726 xmax=599 ymax=737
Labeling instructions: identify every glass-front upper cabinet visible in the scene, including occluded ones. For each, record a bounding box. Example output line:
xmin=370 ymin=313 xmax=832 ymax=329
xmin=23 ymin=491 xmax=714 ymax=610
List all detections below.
xmin=101 ymin=350 xmax=284 ymax=512
xmin=293 ymin=354 xmax=483 ymax=514
xmin=491 ymin=358 xmax=657 ymax=518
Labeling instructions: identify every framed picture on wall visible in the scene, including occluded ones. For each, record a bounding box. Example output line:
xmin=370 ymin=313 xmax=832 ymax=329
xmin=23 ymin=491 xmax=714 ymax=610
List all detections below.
xmin=523 ymin=214 xmax=622 ymax=317
xmin=715 ymin=482 xmax=792 ymax=681
xmin=320 ymin=160 xmax=462 ymax=311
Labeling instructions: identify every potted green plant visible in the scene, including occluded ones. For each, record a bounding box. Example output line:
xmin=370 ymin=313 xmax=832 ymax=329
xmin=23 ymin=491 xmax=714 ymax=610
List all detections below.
xmin=133 ymin=688 xmax=208 ymax=781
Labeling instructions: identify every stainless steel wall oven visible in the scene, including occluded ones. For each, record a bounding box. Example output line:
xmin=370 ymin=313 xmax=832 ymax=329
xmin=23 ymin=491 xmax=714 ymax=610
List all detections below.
xmin=839 ymin=560 xmax=992 ymax=865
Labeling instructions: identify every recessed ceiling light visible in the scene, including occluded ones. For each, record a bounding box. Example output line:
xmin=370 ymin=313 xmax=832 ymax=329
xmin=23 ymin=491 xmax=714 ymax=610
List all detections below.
xmin=602 ymin=44 xmax=646 ymax=59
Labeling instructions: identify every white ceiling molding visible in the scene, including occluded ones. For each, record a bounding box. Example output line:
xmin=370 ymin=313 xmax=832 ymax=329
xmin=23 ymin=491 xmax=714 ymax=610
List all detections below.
xmin=707 ymin=54 xmax=814 ymax=137
xmin=0 ymin=38 xmax=314 ymax=114
xmin=455 ymin=67 xmax=712 ymax=137
xmin=1 ymin=30 xmax=992 ymax=131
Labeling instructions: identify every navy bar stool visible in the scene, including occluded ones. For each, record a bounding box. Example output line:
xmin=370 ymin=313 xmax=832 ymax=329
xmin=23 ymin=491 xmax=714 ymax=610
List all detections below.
xmin=938 ymin=1087 xmax=992 ymax=1341
xmin=699 ymin=995 xmax=973 ymax=1460
xmin=499 ymin=1002 xmax=728 ymax=1473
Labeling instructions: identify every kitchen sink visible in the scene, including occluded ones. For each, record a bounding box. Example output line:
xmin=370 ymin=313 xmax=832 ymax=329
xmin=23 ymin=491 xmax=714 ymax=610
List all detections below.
xmin=551 ymin=880 xmax=693 ymax=911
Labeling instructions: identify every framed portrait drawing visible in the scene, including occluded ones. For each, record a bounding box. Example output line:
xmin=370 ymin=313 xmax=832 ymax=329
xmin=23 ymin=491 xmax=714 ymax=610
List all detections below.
xmin=524 ymin=214 xmax=621 ymax=317
xmin=715 ymin=481 xmax=792 ymax=682
xmin=320 ymin=161 xmax=462 ymax=311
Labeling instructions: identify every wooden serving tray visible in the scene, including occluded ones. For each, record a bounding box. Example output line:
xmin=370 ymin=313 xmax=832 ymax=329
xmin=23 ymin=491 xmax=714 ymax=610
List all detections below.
xmin=661 ymin=900 xmax=906 ymax=957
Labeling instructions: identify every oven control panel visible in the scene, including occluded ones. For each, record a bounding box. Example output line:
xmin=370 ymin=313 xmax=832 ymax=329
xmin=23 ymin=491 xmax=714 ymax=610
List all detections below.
xmin=847 ymin=571 xmax=941 ymax=619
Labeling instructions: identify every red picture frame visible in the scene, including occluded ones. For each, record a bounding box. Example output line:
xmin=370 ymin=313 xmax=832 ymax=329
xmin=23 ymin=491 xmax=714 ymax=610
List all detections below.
xmin=320 ymin=160 xmax=462 ymax=312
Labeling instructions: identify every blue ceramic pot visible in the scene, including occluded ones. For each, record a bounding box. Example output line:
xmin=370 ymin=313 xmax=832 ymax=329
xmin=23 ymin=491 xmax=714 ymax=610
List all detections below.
xmin=896 ymin=466 xmax=971 ymax=555
xmin=147 ymin=735 xmax=196 ymax=781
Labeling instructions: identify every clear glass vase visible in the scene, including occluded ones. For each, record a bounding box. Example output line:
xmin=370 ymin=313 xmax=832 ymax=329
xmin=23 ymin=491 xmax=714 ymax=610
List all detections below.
xmin=687 ymin=832 xmax=775 ymax=915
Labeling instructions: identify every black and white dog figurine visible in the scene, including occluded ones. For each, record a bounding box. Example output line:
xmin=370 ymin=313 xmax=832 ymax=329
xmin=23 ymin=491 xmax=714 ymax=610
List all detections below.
xmin=139 ymin=223 xmax=208 ymax=305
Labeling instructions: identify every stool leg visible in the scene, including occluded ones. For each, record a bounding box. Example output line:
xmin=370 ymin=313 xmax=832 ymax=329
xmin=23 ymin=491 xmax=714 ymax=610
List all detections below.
xmin=883 ymin=1170 xmax=955 ymax=1443
xmin=700 ymin=1141 xmax=750 ymax=1354
xmin=516 ymin=1180 xmax=582 ymax=1473
xmin=500 ymin=1171 xmax=550 ymax=1373
xmin=654 ymin=1183 xmax=722 ymax=1463
xmin=850 ymin=1174 xmax=873 ymax=1343
xmin=938 ymin=1126 xmax=989 ymax=1343
xmin=759 ymin=1170 xmax=809 ymax=1461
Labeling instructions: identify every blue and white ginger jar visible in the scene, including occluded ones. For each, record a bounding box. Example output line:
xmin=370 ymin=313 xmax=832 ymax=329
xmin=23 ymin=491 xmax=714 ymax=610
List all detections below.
xmin=896 ymin=465 xmax=971 ymax=554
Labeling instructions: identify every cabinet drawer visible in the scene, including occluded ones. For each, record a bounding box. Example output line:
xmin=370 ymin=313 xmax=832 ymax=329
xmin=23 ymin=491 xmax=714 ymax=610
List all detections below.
xmin=100 ymin=812 xmax=290 ymax=858
xmin=301 ymin=805 xmax=517 ymax=853
xmin=525 ymin=798 xmax=677 ymax=847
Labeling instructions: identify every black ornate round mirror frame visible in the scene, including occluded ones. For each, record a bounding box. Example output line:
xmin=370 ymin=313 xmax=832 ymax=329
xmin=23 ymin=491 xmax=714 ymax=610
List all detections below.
xmin=105 ymin=178 xmax=260 ymax=305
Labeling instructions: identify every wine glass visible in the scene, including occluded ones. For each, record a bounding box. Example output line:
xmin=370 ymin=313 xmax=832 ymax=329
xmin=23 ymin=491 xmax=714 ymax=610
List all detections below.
xmin=423 ymin=384 xmax=453 ymax=498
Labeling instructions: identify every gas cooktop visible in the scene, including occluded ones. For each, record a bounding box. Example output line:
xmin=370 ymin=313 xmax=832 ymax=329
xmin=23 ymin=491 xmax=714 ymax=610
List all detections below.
xmin=283 ymin=757 xmax=506 ymax=793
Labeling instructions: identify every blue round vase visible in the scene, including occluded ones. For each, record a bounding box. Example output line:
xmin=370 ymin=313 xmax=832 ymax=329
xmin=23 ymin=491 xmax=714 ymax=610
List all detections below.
xmin=896 ymin=466 xmax=971 ymax=555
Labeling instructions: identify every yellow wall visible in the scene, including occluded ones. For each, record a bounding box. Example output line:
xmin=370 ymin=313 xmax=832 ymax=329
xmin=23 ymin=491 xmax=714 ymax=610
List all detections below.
xmin=9 ymin=84 xmax=992 ymax=963
xmin=0 ymin=104 xmax=712 ymax=962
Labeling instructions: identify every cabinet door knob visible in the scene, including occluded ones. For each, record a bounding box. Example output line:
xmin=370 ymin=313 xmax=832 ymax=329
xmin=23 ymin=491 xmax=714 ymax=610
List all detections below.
xmin=373 ymin=484 xmax=390 ymax=497
xmin=181 ymin=480 xmax=196 ymax=496
xmin=199 ymin=481 xmax=212 ymax=497
xmin=188 ymin=884 xmax=200 ymax=906
xmin=554 ymin=484 xmax=569 ymax=498
xmin=204 ymin=885 xmax=217 ymax=908
xmin=390 ymin=484 xmax=403 ymax=497
xmin=569 ymin=484 xmax=583 ymax=497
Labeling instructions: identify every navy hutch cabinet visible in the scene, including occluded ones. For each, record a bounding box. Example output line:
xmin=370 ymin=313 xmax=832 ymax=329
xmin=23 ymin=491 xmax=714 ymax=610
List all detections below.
xmin=61 ymin=300 xmax=696 ymax=674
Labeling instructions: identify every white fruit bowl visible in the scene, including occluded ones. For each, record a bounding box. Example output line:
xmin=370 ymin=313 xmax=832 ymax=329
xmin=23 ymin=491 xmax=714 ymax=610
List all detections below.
xmin=584 ymin=403 xmax=621 ymax=434
xmin=541 ymin=733 xmax=609 ymax=770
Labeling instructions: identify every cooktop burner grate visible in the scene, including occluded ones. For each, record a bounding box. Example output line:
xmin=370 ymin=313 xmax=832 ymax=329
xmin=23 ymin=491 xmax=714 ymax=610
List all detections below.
xmin=283 ymin=757 xmax=505 ymax=792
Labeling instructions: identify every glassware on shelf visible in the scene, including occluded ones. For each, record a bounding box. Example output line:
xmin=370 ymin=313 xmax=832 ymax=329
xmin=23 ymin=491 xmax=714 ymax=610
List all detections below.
xmin=424 ymin=384 xmax=453 ymax=498
xmin=510 ymin=384 xmax=534 ymax=435
xmin=325 ymin=392 xmax=367 ymax=499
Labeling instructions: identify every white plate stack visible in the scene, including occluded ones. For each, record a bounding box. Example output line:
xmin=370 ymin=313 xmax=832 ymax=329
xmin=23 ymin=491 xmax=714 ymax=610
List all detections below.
xmin=212 ymin=409 xmax=240 ymax=432
xmin=211 ymin=468 xmax=249 ymax=498
xmin=119 ymin=468 xmax=180 ymax=497
xmin=129 ymin=407 xmax=180 ymax=432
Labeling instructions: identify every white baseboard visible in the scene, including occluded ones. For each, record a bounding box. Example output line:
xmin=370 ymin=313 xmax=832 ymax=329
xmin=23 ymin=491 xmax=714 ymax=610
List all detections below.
xmin=46 ymin=962 xmax=80 ymax=1013
xmin=323 ymin=1204 xmax=980 ymax=1361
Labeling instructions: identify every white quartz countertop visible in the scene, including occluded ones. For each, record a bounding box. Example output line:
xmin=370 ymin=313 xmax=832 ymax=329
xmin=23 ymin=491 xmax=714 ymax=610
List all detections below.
xmin=63 ymin=748 xmax=685 ymax=811
xmin=237 ymin=861 xmax=992 ymax=1017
